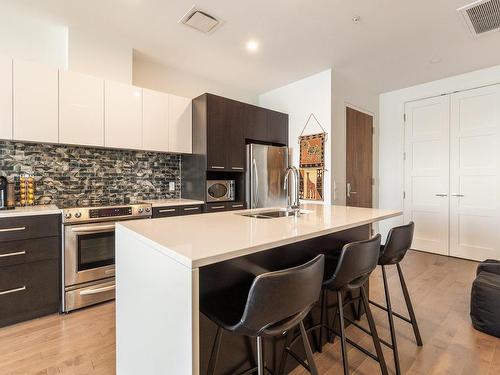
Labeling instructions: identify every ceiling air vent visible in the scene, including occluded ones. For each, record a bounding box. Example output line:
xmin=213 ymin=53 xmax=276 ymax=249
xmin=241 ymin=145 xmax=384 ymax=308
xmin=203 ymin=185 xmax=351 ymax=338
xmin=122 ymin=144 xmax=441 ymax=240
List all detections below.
xmin=458 ymin=0 xmax=500 ymax=36
xmin=179 ymin=6 xmax=222 ymax=34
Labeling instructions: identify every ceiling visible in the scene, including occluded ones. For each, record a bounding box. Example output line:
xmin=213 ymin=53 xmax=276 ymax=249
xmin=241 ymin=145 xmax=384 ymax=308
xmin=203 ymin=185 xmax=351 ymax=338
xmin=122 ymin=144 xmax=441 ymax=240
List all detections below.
xmin=5 ymin=0 xmax=500 ymax=94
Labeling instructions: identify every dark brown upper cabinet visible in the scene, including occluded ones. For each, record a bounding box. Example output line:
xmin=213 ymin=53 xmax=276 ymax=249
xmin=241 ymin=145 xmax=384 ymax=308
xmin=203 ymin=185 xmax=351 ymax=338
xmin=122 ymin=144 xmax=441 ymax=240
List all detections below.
xmin=192 ymin=93 xmax=288 ymax=172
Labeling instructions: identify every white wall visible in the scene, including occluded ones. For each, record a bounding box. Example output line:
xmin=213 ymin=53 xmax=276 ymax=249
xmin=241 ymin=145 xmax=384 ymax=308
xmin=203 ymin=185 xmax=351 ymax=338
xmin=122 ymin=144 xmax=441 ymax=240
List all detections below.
xmin=379 ymin=63 xmax=500 ymax=238
xmin=133 ymin=57 xmax=259 ymax=103
xmin=331 ymin=71 xmax=380 ymax=207
xmin=68 ymin=28 xmax=133 ymax=84
xmin=259 ymin=70 xmax=332 ymax=204
xmin=0 ymin=7 xmax=68 ymax=69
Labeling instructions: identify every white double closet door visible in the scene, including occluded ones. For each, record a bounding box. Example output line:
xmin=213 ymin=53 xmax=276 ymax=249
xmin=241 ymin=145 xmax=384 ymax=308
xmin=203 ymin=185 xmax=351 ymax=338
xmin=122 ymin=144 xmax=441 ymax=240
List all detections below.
xmin=404 ymin=84 xmax=500 ymax=261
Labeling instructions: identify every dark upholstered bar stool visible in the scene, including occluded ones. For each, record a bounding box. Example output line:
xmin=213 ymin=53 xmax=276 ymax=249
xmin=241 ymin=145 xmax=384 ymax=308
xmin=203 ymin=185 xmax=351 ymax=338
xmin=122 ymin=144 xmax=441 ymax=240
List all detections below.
xmin=202 ymin=254 xmax=325 ymax=375
xmin=281 ymin=235 xmax=388 ymax=375
xmin=368 ymin=221 xmax=423 ymax=375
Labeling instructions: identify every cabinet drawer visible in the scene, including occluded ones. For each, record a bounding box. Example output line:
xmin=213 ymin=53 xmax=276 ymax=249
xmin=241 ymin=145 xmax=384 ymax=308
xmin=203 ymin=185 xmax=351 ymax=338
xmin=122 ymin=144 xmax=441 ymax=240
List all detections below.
xmin=179 ymin=205 xmax=203 ymax=216
xmin=152 ymin=206 xmax=179 ymax=218
xmin=226 ymin=202 xmax=247 ymax=211
xmin=0 ymin=259 xmax=59 ymax=327
xmin=0 ymin=237 xmax=59 ymax=268
xmin=0 ymin=214 xmax=60 ymax=242
xmin=205 ymin=203 xmax=227 ymax=213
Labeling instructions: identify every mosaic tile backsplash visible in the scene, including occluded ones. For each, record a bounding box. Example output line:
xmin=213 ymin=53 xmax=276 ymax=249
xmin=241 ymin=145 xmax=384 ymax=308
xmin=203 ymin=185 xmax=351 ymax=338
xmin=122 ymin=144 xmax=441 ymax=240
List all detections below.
xmin=0 ymin=141 xmax=181 ymax=208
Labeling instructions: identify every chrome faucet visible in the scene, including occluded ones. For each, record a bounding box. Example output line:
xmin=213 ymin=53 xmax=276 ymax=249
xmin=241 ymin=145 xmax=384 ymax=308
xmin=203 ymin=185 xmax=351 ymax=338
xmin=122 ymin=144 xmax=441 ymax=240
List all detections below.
xmin=284 ymin=166 xmax=300 ymax=213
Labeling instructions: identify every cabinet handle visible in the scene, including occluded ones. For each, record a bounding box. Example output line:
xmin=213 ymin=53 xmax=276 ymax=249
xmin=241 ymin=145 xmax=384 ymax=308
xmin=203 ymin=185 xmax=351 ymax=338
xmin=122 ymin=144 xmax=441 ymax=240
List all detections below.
xmin=211 ymin=166 xmax=225 ymax=169
xmin=232 ymin=204 xmax=244 ymax=208
xmin=435 ymin=193 xmax=448 ymax=197
xmin=0 ymin=286 xmax=26 ymax=296
xmin=451 ymin=193 xmax=465 ymax=197
xmin=0 ymin=250 xmax=26 ymax=258
xmin=0 ymin=226 xmax=26 ymax=233
xmin=183 ymin=207 xmax=200 ymax=211
xmin=231 ymin=167 xmax=244 ymax=170
xmin=211 ymin=206 xmax=225 ymax=209
xmin=158 ymin=208 xmax=176 ymax=213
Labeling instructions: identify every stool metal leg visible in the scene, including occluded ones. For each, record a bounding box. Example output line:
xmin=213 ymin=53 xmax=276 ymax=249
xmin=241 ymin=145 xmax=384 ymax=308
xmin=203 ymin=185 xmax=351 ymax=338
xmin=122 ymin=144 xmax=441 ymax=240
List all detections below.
xmin=397 ymin=263 xmax=423 ymax=346
xmin=207 ymin=326 xmax=222 ymax=375
xmin=360 ymin=286 xmax=389 ymax=375
xmin=382 ymin=265 xmax=401 ymax=375
xmin=318 ymin=288 xmax=326 ymax=353
xmin=256 ymin=336 xmax=264 ymax=375
xmin=299 ymin=320 xmax=319 ymax=375
xmin=337 ymin=291 xmax=350 ymax=375
xmin=277 ymin=329 xmax=292 ymax=375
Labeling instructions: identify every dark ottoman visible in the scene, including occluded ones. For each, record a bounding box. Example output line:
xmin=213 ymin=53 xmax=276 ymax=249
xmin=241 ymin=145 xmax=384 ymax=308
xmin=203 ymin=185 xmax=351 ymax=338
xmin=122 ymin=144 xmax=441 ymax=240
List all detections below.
xmin=470 ymin=270 xmax=500 ymax=338
xmin=476 ymin=259 xmax=500 ymax=276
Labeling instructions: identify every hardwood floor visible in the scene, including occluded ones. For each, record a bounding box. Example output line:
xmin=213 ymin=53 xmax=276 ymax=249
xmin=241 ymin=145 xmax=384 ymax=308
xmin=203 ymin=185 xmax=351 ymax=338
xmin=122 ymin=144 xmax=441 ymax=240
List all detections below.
xmin=0 ymin=251 xmax=499 ymax=374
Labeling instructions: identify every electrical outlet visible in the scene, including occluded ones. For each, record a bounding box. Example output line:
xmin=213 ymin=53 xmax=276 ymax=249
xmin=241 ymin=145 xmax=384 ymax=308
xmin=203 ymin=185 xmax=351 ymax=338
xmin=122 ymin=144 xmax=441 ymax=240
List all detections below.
xmin=169 ymin=181 xmax=176 ymax=191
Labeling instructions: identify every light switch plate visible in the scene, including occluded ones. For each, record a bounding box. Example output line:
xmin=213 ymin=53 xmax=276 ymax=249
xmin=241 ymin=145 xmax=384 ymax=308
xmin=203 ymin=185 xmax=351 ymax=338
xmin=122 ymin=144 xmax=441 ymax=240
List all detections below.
xmin=169 ymin=181 xmax=175 ymax=191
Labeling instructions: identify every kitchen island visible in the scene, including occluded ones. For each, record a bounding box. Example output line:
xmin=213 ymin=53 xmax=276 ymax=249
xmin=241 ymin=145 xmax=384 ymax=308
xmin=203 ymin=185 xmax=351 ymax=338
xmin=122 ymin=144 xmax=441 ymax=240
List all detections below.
xmin=115 ymin=204 xmax=401 ymax=375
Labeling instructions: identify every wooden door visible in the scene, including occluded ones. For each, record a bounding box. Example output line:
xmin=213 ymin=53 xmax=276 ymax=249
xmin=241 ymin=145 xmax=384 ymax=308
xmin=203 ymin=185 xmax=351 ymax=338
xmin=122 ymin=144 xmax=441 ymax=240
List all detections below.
xmin=449 ymin=84 xmax=500 ymax=261
xmin=404 ymin=96 xmax=450 ymax=256
xmin=226 ymin=100 xmax=246 ymax=171
xmin=168 ymin=94 xmax=192 ymax=154
xmin=346 ymin=107 xmax=373 ymax=208
xmin=206 ymin=94 xmax=228 ymax=170
xmin=267 ymin=110 xmax=289 ymax=145
xmin=142 ymin=88 xmax=169 ymax=152
xmin=245 ymin=105 xmax=267 ymax=142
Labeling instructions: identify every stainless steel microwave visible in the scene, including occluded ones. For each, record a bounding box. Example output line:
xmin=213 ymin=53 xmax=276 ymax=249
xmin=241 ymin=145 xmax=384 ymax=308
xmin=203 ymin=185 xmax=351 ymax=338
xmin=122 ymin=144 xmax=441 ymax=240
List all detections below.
xmin=206 ymin=180 xmax=235 ymax=202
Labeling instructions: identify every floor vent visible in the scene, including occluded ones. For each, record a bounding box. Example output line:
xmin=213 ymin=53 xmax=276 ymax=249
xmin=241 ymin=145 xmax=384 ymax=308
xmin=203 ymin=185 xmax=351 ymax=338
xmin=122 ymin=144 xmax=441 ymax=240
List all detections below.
xmin=179 ymin=6 xmax=222 ymax=34
xmin=458 ymin=0 xmax=500 ymax=36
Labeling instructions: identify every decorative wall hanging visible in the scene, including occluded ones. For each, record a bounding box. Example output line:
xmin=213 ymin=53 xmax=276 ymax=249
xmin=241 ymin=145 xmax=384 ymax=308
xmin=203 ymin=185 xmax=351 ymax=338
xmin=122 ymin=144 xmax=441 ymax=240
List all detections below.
xmin=299 ymin=168 xmax=324 ymax=201
xmin=298 ymin=113 xmax=328 ymax=201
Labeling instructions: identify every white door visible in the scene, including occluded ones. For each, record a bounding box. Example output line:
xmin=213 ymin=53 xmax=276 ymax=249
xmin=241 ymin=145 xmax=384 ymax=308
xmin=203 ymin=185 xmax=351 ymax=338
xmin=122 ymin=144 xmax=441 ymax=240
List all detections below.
xmin=0 ymin=56 xmax=12 ymax=140
xmin=404 ymin=96 xmax=450 ymax=256
xmin=59 ymin=70 xmax=104 ymax=147
xmin=168 ymin=94 xmax=192 ymax=153
xmin=450 ymin=84 xmax=500 ymax=261
xmin=13 ymin=59 xmax=58 ymax=143
xmin=104 ymin=81 xmax=142 ymax=150
xmin=142 ymin=89 xmax=169 ymax=152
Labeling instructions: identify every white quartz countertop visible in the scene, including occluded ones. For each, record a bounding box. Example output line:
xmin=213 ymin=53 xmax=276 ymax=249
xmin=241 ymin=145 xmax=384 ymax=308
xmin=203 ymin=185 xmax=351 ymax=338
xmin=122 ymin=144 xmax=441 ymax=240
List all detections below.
xmin=139 ymin=198 xmax=205 ymax=208
xmin=0 ymin=205 xmax=61 ymax=218
xmin=117 ymin=204 xmax=402 ymax=269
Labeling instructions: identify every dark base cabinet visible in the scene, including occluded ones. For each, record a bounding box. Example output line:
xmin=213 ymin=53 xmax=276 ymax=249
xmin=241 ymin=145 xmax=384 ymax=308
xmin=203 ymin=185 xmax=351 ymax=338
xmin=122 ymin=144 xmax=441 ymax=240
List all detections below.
xmin=204 ymin=202 xmax=246 ymax=213
xmin=152 ymin=204 xmax=204 ymax=219
xmin=0 ymin=214 xmax=61 ymax=328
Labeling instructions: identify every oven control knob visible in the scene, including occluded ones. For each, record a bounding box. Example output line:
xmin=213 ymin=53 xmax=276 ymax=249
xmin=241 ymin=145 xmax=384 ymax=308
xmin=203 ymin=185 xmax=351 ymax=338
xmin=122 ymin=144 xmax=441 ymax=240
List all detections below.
xmin=138 ymin=208 xmax=144 ymax=214
xmin=145 ymin=207 xmax=151 ymax=213
xmin=74 ymin=212 xmax=82 ymax=218
xmin=64 ymin=212 xmax=72 ymax=219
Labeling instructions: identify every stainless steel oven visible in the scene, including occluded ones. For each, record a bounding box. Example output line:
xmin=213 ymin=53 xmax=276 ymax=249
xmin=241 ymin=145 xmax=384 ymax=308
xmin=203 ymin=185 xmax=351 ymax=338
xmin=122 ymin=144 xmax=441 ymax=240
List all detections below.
xmin=62 ymin=204 xmax=151 ymax=312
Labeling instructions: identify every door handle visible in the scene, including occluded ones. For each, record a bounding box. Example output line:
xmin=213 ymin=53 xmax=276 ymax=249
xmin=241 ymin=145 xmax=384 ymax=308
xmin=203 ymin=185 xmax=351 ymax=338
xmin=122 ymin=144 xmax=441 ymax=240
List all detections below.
xmin=79 ymin=285 xmax=115 ymax=296
xmin=72 ymin=224 xmax=115 ymax=233
xmin=451 ymin=193 xmax=464 ymax=197
xmin=347 ymin=183 xmax=357 ymax=198
xmin=435 ymin=193 xmax=448 ymax=197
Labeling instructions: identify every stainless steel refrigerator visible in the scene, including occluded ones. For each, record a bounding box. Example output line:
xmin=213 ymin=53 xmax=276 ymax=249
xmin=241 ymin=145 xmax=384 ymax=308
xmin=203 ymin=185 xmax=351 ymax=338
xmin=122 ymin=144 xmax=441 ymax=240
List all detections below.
xmin=246 ymin=144 xmax=289 ymax=209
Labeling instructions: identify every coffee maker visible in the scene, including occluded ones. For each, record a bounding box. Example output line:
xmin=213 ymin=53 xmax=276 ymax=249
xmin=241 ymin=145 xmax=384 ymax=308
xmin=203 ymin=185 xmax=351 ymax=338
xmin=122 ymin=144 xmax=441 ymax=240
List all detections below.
xmin=0 ymin=176 xmax=7 ymax=210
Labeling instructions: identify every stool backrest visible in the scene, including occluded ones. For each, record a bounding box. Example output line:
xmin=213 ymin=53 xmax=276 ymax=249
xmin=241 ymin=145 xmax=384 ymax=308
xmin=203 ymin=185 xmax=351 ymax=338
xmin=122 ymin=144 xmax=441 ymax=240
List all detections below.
xmin=325 ymin=234 xmax=381 ymax=291
xmin=379 ymin=221 xmax=414 ymax=265
xmin=238 ymin=254 xmax=324 ymax=336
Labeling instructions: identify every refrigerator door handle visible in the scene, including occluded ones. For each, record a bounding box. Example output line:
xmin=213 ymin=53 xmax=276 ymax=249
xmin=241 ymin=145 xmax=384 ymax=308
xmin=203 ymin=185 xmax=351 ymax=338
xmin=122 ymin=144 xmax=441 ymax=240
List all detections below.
xmin=252 ymin=158 xmax=259 ymax=208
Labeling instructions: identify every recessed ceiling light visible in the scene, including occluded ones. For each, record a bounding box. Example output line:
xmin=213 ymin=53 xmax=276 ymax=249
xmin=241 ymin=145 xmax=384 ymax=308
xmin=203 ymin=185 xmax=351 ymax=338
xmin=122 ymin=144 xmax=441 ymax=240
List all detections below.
xmin=352 ymin=15 xmax=361 ymax=23
xmin=246 ymin=40 xmax=259 ymax=52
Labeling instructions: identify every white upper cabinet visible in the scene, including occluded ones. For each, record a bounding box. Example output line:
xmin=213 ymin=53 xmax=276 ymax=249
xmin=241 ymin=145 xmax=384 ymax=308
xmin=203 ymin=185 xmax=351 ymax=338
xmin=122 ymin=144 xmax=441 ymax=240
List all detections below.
xmin=104 ymin=80 xmax=142 ymax=150
xmin=142 ymin=89 xmax=169 ymax=152
xmin=169 ymin=94 xmax=192 ymax=153
xmin=0 ymin=56 xmax=12 ymax=140
xmin=13 ymin=59 xmax=58 ymax=143
xmin=59 ymin=70 xmax=105 ymax=147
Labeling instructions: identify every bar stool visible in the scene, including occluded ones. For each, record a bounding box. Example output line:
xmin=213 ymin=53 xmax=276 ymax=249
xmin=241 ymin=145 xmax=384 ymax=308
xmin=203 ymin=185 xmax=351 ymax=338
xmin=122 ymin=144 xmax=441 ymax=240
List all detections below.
xmin=368 ymin=221 xmax=423 ymax=375
xmin=280 ymin=235 xmax=388 ymax=375
xmin=202 ymin=254 xmax=325 ymax=375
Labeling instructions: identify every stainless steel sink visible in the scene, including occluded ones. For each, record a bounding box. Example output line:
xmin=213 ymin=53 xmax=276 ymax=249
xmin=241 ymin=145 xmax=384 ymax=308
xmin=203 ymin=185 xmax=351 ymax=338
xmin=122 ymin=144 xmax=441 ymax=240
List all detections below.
xmin=240 ymin=209 xmax=311 ymax=219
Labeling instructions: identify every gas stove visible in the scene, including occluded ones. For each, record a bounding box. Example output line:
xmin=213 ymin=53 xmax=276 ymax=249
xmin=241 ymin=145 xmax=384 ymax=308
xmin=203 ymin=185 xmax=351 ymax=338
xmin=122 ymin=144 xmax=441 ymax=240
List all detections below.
xmin=62 ymin=203 xmax=152 ymax=224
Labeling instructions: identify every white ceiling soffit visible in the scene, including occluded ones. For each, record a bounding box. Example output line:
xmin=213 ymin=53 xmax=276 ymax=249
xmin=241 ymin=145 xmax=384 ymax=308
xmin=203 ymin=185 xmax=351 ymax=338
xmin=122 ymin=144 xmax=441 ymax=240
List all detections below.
xmin=179 ymin=6 xmax=223 ymax=34
xmin=458 ymin=0 xmax=500 ymax=37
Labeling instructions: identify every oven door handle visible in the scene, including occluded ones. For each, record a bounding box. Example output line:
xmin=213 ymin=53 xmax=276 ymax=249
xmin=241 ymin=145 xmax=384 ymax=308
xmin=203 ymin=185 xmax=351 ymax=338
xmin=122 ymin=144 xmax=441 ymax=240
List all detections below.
xmin=79 ymin=284 xmax=115 ymax=296
xmin=71 ymin=224 xmax=116 ymax=233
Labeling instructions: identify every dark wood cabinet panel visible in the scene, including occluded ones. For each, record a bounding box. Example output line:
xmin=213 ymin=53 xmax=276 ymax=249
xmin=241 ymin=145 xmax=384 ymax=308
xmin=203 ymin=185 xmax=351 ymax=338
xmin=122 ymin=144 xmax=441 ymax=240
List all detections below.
xmin=0 ymin=237 xmax=59 ymax=267
xmin=245 ymin=105 xmax=268 ymax=142
xmin=179 ymin=205 xmax=203 ymax=215
xmin=204 ymin=203 xmax=227 ymax=213
xmin=0 ymin=214 xmax=60 ymax=242
xmin=227 ymin=100 xmax=246 ymax=171
xmin=267 ymin=110 xmax=289 ymax=145
xmin=152 ymin=206 xmax=179 ymax=218
xmin=206 ymin=95 xmax=228 ymax=171
xmin=226 ymin=202 xmax=247 ymax=211
xmin=0 ymin=259 xmax=60 ymax=328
